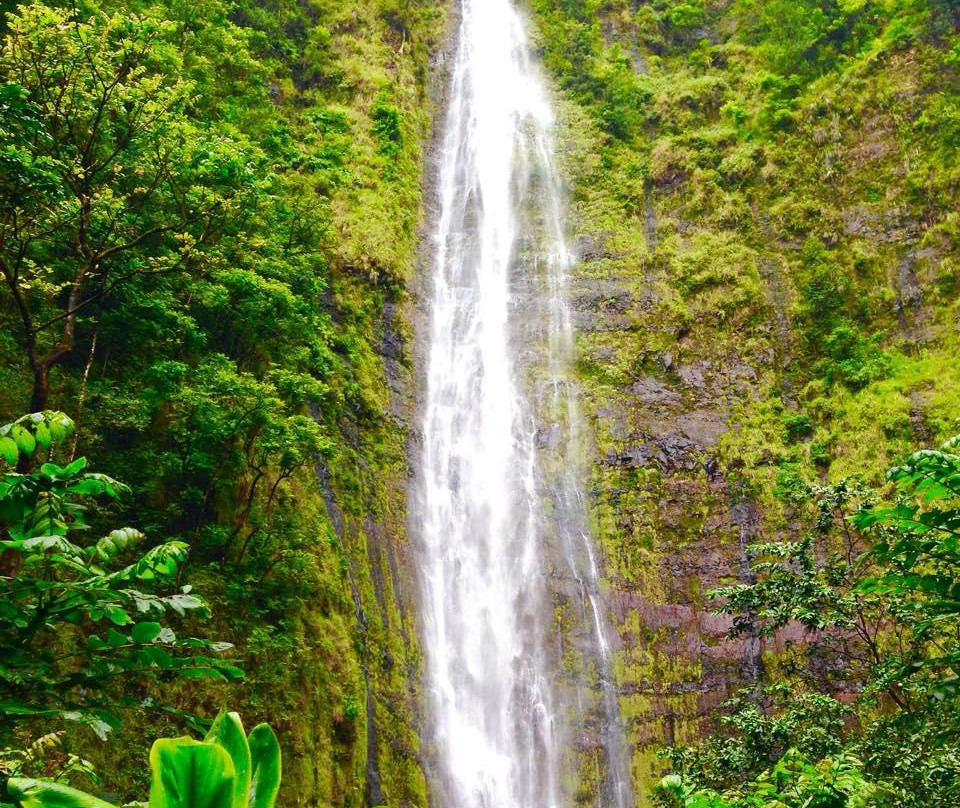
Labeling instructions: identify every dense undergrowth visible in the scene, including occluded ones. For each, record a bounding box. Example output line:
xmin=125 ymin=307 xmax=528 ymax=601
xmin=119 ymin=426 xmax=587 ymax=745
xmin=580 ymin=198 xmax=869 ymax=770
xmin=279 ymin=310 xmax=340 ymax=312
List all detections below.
xmin=654 ymin=435 xmax=960 ymax=807
xmin=0 ymin=0 xmax=446 ymax=805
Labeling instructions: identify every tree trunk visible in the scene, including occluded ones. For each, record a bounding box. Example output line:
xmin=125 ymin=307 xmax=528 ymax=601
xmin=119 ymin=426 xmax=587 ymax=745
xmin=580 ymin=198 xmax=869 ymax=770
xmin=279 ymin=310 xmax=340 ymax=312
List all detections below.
xmin=15 ymin=364 xmax=50 ymax=472
xmin=30 ymin=362 xmax=50 ymax=413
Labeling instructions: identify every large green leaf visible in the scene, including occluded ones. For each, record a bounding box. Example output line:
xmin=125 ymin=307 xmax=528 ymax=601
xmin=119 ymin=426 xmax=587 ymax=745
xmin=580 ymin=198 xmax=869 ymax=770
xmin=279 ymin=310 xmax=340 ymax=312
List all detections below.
xmin=247 ymin=724 xmax=281 ymax=808
xmin=11 ymin=424 xmax=36 ymax=455
xmin=7 ymin=778 xmax=116 ymax=808
xmin=0 ymin=435 xmax=18 ymax=464
xmin=204 ymin=712 xmax=251 ymax=808
xmin=34 ymin=421 xmax=51 ymax=451
xmin=132 ymin=621 xmax=163 ymax=643
xmin=148 ymin=737 xmax=236 ymax=808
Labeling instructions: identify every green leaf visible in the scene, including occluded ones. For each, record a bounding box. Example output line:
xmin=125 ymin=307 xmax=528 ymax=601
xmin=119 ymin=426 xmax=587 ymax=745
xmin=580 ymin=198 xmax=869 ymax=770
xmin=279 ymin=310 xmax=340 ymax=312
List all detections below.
xmin=0 ymin=436 xmax=18 ymax=464
xmin=103 ymin=604 xmax=133 ymax=626
xmin=6 ymin=778 xmax=116 ymax=808
xmin=66 ymin=479 xmax=108 ymax=496
xmin=148 ymin=738 xmax=236 ymax=808
xmin=248 ymin=724 xmax=281 ymax=808
xmin=166 ymin=594 xmax=203 ymax=615
xmin=132 ymin=622 xmax=163 ymax=644
xmin=90 ymin=528 xmax=144 ymax=563
xmin=48 ymin=420 xmax=67 ymax=443
xmin=106 ymin=628 xmax=129 ymax=647
xmin=62 ymin=457 xmax=88 ymax=476
xmin=34 ymin=421 xmax=52 ymax=451
xmin=11 ymin=425 xmax=36 ymax=455
xmin=205 ymin=712 xmax=251 ymax=808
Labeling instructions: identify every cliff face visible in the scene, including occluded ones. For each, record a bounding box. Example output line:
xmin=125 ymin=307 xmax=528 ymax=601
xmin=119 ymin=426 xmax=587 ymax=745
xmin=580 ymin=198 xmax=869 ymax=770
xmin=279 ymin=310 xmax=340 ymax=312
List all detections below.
xmin=185 ymin=4 xmax=456 ymax=805
xmin=527 ymin=0 xmax=960 ymax=800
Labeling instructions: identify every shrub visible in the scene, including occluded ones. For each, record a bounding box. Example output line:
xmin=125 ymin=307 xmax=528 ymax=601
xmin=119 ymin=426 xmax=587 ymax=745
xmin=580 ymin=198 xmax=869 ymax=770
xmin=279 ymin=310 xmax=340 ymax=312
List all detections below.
xmin=5 ymin=712 xmax=281 ymax=808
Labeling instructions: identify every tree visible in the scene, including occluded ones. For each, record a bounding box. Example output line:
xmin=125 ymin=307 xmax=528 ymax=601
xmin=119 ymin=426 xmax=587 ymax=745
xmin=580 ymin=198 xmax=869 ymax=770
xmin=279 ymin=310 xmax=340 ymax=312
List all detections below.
xmin=0 ymin=412 xmax=240 ymax=744
xmin=659 ymin=432 xmax=960 ymax=808
xmin=853 ymin=434 xmax=960 ymax=696
xmin=0 ymin=4 xmax=255 ymax=411
xmin=656 ymin=750 xmax=888 ymax=808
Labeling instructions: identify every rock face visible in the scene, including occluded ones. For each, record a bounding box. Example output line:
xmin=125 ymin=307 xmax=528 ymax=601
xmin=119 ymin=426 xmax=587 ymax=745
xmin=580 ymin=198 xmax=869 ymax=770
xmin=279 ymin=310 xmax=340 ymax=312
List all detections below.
xmin=526 ymin=3 xmax=960 ymax=803
xmin=568 ymin=258 xmax=766 ymax=795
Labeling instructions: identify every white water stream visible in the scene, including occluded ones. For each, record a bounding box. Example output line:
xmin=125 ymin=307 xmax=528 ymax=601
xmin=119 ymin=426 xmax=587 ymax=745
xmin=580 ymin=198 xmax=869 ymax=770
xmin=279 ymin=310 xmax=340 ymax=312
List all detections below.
xmin=417 ymin=2 xmax=632 ymax=808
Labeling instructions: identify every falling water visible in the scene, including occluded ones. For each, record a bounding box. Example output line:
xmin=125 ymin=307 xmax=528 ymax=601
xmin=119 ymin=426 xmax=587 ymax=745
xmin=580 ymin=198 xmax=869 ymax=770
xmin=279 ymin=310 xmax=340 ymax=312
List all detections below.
xmin=417 ymin=2 xmax=632 ymax=808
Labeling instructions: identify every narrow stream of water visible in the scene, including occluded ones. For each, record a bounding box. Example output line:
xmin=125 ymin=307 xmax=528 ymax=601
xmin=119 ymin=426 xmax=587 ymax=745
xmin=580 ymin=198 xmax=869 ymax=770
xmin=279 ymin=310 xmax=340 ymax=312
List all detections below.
xmin=417 ymin=2 xmax=632 ymax=807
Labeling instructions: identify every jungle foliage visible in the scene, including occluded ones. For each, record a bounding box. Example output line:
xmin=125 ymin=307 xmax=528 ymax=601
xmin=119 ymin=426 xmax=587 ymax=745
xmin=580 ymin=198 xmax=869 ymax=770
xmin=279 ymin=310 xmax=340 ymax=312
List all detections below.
xmin=0 ymin=412 xmax=239 ymax=746
xmin=4 ymin=711 xmax=281 ymax=808
xmin=0 ymin=0 xmax=443 ymax=804
xmin=655 ymin=434 xmax=960 ymax=807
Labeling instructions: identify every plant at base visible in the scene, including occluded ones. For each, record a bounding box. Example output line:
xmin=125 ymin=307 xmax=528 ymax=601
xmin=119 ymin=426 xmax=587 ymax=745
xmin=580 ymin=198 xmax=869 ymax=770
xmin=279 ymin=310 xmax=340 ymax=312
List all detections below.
xmin=656 ymin=750 xmax=889 ymax=808
xmin=853 ymin=434 xmax=960 ymax=697
xmin=659 ymin=431 xmax=960 ymax=807
xmin=0 ymin=412 xmax=241 ymax=743
xmin=4 ymin=712 xmax=281 ymax=808
xmin=662 ymin=684 xmax=851 ymax=791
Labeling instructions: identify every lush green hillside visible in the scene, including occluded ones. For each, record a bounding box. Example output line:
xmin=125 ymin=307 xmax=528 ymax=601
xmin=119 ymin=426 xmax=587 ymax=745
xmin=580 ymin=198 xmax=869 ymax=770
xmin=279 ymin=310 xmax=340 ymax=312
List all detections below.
xmin=2 ymin=1 xmax=960 ymax=808
xmin=0 ymin=0 xmax=447 ymax=805
xmin=526 ymin=0 xmax=960 ymax=803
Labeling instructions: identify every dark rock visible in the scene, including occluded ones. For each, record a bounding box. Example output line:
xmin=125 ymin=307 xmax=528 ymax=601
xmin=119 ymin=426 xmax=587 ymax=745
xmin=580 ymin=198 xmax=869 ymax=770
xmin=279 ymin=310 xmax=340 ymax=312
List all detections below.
xmin=678 ymin=361 xmax=710 ymax=389
xmin=630 ymin=377 xmax=682 ymax=407
xmin=536 ymin=423 xmax=563 ymax=451
xmin=676 ymin=409 xmax=727 ymax=447
xmin=574 ymin=235 xmax=613 ymax=262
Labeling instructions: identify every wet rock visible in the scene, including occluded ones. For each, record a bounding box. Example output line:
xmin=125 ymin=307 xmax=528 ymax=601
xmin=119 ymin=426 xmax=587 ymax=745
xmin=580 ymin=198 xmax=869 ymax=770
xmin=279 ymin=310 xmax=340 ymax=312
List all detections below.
xmin=536 ymin=423 xmax=563 ymax=451
xmin=630 ymin=376 xmax=682 ymax=407
xmin=572 ymin=278 xmax=636 ymax=314
xmin=605 ymin=445 xmax=661 ymax=469
xmin=605 ymin=433 xmax=704 ymax=472
xmin=843 ymin=205 xmax=918 ymax=243
xmin=676 ymin=409 xmax=727 ymax=447
xmin=895 ymin=250 xmax=924 ymax=311
xmin=574 ymin=235 xmax=613 ymax=262
xmin=725 ymin=359 xmax=757 ymax=383
xmin=677 ymin=361 xmax=711 ymax=389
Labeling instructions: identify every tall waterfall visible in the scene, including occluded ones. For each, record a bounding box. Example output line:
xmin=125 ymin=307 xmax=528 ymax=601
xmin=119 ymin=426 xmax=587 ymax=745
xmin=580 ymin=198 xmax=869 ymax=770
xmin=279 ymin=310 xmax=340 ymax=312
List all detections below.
xmin=417 ymin=2 xmax=632 ymax=808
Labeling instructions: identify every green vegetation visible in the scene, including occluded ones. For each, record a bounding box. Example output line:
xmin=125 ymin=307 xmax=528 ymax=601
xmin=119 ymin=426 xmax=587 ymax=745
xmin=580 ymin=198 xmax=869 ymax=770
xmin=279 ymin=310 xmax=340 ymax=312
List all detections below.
xmin=0 ymin=0 xmax=444 ymax=804
xmin=0 ymin=412 xmax=239 ymax=743
xmin=527 ymin=0 xmax=960 ymax=800
xmin=1 ymin=0 xmax=959 ymax=806
xmin=653 ymin=434 xmax=960 ymax=807
xmin=5 ymin=711 xmax=280 ymax=808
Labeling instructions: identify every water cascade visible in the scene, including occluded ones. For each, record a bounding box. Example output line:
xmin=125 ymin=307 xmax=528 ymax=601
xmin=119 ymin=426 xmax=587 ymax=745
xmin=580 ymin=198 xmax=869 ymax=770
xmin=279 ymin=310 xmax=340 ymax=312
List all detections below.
xmin=417 ymin=2 xmax=633 ymax=808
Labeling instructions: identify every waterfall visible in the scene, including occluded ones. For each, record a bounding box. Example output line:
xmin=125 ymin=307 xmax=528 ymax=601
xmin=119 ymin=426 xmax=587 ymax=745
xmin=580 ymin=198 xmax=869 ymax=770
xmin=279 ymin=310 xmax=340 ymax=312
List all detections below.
xmin=417 ymin=2 xmax=632 ymax=808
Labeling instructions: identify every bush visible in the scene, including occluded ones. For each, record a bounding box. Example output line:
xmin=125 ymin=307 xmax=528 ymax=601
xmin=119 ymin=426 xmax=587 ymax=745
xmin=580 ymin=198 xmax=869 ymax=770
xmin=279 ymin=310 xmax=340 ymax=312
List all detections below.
xmin=5 ymin=712 xmax=280 ymax=808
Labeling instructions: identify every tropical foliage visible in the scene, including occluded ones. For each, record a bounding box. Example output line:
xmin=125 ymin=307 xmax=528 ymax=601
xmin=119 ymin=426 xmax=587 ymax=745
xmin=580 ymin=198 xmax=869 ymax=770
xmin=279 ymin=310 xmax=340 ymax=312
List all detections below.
xmin=4 ymin=712 xmax=281 ymax=808
xmin=0 ymin=412 xmax=239 ymax=743
xmin=657 ymin=434 xmax=960 ymax=807
xmin=0 ymin=0 xmax=440 ymax=802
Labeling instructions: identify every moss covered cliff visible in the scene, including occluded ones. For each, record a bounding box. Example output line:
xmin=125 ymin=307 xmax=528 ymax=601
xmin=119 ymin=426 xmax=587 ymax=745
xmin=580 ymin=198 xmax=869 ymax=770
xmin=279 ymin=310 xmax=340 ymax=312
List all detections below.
xmin=526 ymin=0 xmax=960 ymax=800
